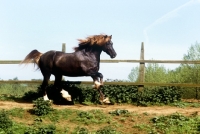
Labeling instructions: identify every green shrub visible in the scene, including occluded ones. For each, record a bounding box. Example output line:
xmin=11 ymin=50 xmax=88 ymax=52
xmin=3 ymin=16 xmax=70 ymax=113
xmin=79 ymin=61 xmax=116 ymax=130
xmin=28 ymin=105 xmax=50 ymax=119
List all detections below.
xmin=72 ymin=126 xmax=89 ymax=134
xmin=73 ymin=110 xmax=110 ymax=125
xmin=8 ymin=108 xmax=25 ymax=118
xmin=151 ymin=113 xmax=198 ymax=133
xmin=37 ymin=124 xmax=56 ymax=134
xmin=22 ymin=90 xmax=40 ymax=102
xmin=138 ymin=86 xmax=181 ymax=106
xmin=0 ymin=110 xmax=13 ymax=131
xmin=24 ymin=124 xmax=56 ymax=134
xmin=102 ymin=85 xmax=138 ymax=104
xmin=33 ymin=97 xmax=53 ymax=116
xmin=24 ymin=127 xmax=37 ymax=134
xmin=32 ymin=83 xmax=182 ymax=106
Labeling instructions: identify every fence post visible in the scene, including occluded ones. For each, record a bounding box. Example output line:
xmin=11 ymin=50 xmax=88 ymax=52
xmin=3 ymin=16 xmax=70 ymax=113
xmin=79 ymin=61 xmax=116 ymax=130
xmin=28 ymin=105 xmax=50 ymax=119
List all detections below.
xmin=61 ymin=43 xmax=66 ymax=81
xmin=138 ymin=42 xmax=145 ymax=91
xmin=62 ymin=43 xmax=66 ymax=53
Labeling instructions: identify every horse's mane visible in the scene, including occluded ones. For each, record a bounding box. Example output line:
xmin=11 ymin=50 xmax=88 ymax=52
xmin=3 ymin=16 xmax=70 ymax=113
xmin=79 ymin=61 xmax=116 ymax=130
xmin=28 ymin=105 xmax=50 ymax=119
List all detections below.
xmin=73 ymin=34 xmax=112 ymax=51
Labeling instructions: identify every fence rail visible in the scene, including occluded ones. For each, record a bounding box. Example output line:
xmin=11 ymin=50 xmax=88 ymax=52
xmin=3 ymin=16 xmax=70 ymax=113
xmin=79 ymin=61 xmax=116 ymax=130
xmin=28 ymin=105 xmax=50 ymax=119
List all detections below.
xmin=1 ymin=60 xmax=200 ymax=64
xmin=1 ymin=43 xmax=200 ymax=89
xmin=1 ymin=80 xmax=200 ymax=87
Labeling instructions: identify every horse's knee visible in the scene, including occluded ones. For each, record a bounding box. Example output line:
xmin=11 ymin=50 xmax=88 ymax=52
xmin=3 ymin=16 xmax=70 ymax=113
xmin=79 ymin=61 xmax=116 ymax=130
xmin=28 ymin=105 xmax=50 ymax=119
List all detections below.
xmin=99 ymin=73 xmax=103 ymax=79
xmin=99 ymin=73 xmax=104 ymax=85
xmin=93 ymin=80 xmax=101 ymax=89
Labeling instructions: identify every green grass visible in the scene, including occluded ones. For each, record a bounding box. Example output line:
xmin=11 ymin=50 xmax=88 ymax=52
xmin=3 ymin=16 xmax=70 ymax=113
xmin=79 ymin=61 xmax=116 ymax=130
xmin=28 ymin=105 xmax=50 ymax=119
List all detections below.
xmin=0 ymin=84 xmax=38 ymax=101
xmin=1 ymin=83 xmax=200 ymax=133
xmin=0 ymin=108 xmax=200 ymax=134
xmin=0 ymin=84 xmax=38 ymax=95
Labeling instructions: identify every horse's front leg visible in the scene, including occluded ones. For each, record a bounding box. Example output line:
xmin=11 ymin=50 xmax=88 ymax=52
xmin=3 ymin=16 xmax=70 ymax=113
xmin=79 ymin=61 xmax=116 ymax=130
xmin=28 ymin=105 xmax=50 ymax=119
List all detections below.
xmin=92 ymin=72 xmax=103 ymax=89
xmin=98 ymin=72 xmax=104 ymax=86
xmin=91 ymin=75 xmax=110 ymax=104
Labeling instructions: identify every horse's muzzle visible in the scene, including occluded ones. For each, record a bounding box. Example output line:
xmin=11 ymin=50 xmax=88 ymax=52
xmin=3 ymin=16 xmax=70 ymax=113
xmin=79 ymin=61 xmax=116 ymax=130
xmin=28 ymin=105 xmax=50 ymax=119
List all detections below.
xmin=110 ymin=53 xmax=117 ymax=58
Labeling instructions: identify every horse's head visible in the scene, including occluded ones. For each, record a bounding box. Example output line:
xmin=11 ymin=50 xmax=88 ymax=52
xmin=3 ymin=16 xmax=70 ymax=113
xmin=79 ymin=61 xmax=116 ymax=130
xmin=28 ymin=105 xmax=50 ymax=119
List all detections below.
xmin=102 ymin=35 xmax=117 ymax=59
xmin=75 ymin=34 xmax=117 ymax=58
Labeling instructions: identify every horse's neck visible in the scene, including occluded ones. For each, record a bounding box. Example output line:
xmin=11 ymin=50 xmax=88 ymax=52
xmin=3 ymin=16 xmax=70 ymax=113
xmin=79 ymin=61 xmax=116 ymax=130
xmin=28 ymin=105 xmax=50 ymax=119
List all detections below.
xmin=82 ymin=48 xmax=102 ymax=60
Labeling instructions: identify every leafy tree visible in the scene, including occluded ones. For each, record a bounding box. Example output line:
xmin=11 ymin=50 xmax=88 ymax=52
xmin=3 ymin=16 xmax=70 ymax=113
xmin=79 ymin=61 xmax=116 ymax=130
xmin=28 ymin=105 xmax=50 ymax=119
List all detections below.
xmin=145 ymin=63 xmax=169 ymax=83
xmin=128 ymin=63 xmax=170 ymax=83
xmin=128 ymin=66 xmax=139 ymax=82
xmin=179 ymin=41 xmax=200 ymax=84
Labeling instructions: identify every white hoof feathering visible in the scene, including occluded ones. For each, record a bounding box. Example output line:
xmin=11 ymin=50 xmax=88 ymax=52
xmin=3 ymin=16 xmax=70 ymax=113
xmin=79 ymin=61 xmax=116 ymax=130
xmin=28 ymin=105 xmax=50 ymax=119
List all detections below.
xmin=103 ymin=97 xmax=111 ymax=104
xmin=94 ymin=81 xmax=101 ymax=89
xmin=43 ymin=94 xmax=49 ymax=101
xmin=60 ymin=89 xmax=72 ymax=101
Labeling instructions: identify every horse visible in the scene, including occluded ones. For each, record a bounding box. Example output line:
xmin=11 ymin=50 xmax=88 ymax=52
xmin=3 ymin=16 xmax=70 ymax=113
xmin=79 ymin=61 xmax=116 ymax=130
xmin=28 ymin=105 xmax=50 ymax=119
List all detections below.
xmin=21 ymin=34 xmax=117 ymax=103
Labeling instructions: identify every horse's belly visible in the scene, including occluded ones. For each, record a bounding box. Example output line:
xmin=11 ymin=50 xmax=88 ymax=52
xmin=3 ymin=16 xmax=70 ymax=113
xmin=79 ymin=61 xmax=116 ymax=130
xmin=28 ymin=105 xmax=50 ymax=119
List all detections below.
xmin=58 ymin=69 xmax=88 ymax=77
xmin=63 ymin=73 xmax=88 ymax=77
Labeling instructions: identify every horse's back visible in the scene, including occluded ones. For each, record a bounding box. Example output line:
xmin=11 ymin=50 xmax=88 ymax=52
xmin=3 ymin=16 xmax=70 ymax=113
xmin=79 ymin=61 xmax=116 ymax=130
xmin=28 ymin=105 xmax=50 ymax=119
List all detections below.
xmin=39 ymin=51 xmax=78 ymax=75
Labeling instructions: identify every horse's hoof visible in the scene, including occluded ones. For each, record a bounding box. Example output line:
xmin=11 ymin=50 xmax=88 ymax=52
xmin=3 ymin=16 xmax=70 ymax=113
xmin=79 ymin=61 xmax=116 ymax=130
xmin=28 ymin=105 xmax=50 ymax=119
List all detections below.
xmin=43 ymin=95 xmax=50 ymax=101
xmin=103 ymin=97 xmax=111 ymax=104
xmin=99 ymin=97 xmax=110 ymax=104
xmin=60 ymin=89 xmax=72 ymax=101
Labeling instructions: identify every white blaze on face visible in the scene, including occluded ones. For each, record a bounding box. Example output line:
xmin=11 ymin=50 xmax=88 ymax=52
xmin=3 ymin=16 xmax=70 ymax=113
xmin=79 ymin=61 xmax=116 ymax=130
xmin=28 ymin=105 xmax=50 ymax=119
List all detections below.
xmin=60 ymin=89 xmax=72 ymax=101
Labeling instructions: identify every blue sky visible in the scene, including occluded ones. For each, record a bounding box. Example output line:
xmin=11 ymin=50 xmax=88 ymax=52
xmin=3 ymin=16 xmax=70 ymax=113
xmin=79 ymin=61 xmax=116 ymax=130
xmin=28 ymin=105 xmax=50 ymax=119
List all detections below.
xmin=0 ymin=0 xmax=200 ymax=80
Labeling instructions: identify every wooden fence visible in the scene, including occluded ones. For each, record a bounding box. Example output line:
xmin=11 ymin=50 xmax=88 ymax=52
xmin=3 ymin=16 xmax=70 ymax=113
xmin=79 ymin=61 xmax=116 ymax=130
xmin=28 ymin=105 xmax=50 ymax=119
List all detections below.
xmin=1 ymin=43 xmax=200 ymax=88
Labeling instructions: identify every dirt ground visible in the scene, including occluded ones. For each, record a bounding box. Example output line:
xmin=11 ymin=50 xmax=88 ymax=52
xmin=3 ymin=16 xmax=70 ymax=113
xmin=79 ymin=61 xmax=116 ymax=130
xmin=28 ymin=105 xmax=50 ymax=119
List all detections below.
xmin=0 ymin=101 xmax=200 ymax=116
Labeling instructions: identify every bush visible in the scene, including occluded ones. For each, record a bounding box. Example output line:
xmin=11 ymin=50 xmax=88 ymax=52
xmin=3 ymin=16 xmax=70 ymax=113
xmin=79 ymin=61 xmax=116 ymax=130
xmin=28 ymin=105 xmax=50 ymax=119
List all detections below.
xmin=0 ymin=110 xmax=13 ymax=131
xmin=37 ymin=124 xmax=56 ymax=134
xmin=24 ymin=124 xmax=56 ymax=134
xmin=31 ymin=82 xmax=182 ymax=106
xmin=138 ymin=86 xmax=181 ymax=106
xmin=151 ymin=113 xmax=197 ymax=133
xmin=22 ymin=90 xmax=40 ymax=102
xmin=72 ymin=126 xmax=89 ymax=134
xmin=33 ymin=97 xmax=53 ymax=116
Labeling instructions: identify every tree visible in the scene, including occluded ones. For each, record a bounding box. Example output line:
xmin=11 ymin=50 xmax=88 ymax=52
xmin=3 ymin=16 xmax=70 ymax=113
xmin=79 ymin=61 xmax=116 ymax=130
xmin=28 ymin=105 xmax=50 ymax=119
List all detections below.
xmin=179 ymin=41 xmax=200 ymax=84
xmin=128 ymin=41 xmax=200 ymax=84
xmin=128 ymin=63 xmax=170 ymax=83
xmin=128 ymin=66 xmax=139 ymax=82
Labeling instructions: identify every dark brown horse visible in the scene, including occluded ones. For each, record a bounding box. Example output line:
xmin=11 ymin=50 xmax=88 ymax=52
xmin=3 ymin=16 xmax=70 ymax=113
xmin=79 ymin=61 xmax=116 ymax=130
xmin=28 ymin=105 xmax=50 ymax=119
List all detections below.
xmin=21 ymin=34 xmax=117 ymax=103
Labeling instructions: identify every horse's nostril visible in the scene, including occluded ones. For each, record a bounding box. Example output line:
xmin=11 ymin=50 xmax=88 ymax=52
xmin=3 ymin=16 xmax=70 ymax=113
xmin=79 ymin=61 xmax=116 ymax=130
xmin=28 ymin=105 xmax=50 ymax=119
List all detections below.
xmin=111 ymin=55 xmax=116 ymax=59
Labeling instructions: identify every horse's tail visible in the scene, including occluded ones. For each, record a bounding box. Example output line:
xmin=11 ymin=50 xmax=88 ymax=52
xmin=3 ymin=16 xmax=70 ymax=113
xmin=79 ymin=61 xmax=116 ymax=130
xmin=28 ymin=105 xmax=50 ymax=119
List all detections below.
xmin=20 ymin=49 xmax=43 ymax=68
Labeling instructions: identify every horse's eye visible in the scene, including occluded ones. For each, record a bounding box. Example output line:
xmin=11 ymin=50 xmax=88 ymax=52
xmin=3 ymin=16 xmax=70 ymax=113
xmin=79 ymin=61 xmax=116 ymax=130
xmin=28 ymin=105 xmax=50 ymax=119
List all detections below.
xmin=107 ymin=41 xmax=112 ymax=46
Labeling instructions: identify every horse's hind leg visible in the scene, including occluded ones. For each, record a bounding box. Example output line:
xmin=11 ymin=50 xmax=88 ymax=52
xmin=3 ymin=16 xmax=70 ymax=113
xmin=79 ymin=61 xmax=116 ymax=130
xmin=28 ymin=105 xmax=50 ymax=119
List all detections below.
xmin=54 ymin=75 xmax=72 ymax=101
xmin=41 ymin=72 xmax=51 ymax=100
xmin=54 ymin=74 xmax=62 ymax=91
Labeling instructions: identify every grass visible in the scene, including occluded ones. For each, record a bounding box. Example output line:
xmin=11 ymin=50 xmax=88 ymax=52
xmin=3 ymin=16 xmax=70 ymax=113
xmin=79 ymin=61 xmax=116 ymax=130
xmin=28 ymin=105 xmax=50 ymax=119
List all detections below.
xmin=0 ymin=84 xmax=39 ymax=102
xmin=1 ymin=84 xmax=200 ymax=133
xmin=1 ymin=107 xmax=200 ymax=134
xmin=0 ymin=84 xmax=38 ymax=95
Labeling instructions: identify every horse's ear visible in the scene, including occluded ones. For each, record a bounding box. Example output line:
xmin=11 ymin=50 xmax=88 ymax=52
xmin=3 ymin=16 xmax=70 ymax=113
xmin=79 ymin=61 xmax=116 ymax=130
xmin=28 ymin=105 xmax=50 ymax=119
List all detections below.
xmin=110 ymin=35 xmax=112 ymax=39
